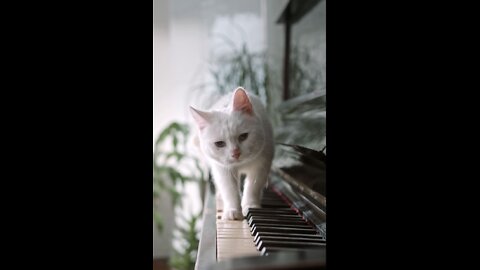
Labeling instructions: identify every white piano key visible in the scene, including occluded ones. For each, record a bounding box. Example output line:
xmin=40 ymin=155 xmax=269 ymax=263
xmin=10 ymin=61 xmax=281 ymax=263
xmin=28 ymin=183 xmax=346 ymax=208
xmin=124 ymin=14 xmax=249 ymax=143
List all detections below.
xmin=216 ymin=196 xmax=260 ymax=261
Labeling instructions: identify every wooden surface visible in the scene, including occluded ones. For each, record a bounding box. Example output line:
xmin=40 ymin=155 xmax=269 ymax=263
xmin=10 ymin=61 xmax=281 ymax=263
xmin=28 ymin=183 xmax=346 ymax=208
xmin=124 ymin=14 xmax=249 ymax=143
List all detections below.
xmin=153 ymin=258 xmax=170 ymax=270
xmin=195 ymin=184 xmax=217 ymax=270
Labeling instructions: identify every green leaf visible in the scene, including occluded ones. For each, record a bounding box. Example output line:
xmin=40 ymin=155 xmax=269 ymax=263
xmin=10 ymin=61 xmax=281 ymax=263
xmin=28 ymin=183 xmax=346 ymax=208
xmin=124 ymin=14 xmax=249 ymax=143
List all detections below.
xmin=155 ymin=125 xmax=171 ymax=146
xmin=172 ymin=135 xmax=178 ymax=150
xmin=169 ymin=213 xmax=200 ymax=270
xmin=167 ymin=167 xmax=179 ymax=186
xmin=177 ymin=123 xmax=189 ymax=135
xmin=153 ymin=211 xmax=163 ymax=232
xmin=153 ymin=178 xmax=165 ymax=194
xmin=166 ymin=152 xmax=184 ymax=162
xmin=168 ymin=187 xmax=182 ymax=207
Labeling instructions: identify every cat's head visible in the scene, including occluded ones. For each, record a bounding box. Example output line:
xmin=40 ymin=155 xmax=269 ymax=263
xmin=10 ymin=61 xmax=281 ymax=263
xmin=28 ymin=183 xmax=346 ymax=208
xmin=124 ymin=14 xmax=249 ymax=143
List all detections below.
xmin=190 ymin=87 xmax=265 ymax=167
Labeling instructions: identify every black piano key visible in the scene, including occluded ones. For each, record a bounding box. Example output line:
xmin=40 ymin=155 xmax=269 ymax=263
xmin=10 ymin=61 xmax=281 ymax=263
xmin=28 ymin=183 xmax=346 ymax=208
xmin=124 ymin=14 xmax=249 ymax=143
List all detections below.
xmin=253 ymin=232 xmax=325 ymax=243
xmin=249 ymin=214 xmax=303 ymax=219
xmin=261 ymin=247 xmax=326 ymax=256
xmin=250 ymin=223 xmax=313 ymax=233
xmin=251 ymin=225 xmax=317 ymax=236
xmin=248 ymin=216 xmax=304 ymax=222
xmin=247 ymin=208 xmax=296 ymax=213
xmin=251 ymin=223 xmax=312 ymax=230
xmin=247 ymin=214 xmax=304 ymax=221
xmin=258 ymin=240 xmax=326 ymax=251
xmin=247 ymin=219 xmax=313 ymax=228
xmin=246 ymin=208 xmax=300 ymax=219
xmin=245 ymin=186 xmax=327 ymax=257
xmin=247 ymin=217 xmax=306 ymax=226
xmin=248 ymin=214 xmax=305 ymax=220
xmin=254 ymin=235 xmax=326 ymax=246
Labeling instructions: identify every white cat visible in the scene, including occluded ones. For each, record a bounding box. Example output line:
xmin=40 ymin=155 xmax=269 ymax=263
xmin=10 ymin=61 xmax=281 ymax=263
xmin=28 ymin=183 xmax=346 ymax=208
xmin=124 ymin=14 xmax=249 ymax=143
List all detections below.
xmin=189 ymin=87 xmax=274 ymax=220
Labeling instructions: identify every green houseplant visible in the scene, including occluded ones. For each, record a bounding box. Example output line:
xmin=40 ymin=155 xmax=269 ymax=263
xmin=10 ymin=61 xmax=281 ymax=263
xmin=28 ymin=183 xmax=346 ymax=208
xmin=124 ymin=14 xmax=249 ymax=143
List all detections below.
xmin=153 ymin=122 xmax=207 ymax=270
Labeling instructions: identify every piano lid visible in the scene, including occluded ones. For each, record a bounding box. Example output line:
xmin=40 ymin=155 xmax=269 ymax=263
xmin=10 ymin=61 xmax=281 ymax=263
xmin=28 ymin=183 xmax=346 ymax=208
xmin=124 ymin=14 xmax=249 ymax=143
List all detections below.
xmin=274 ymin=143 xmax=326 ymax=197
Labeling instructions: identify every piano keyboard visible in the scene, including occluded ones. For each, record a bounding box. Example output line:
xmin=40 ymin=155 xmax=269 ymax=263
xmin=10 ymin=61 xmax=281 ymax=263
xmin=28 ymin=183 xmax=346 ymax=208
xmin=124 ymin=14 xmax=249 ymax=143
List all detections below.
xmin=216 ymin=187 xmax=326 ymax=261
xmin=216 ymin=196 xmax=260 ymax=261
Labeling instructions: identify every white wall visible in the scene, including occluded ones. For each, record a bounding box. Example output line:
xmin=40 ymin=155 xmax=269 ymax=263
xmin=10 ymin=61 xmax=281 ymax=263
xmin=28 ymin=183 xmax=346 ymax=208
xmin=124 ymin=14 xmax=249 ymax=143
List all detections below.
xmin=153 ymin=0 xmax=214 ymax=259
xmin=153 ymin=0 xmax=175 ymax=258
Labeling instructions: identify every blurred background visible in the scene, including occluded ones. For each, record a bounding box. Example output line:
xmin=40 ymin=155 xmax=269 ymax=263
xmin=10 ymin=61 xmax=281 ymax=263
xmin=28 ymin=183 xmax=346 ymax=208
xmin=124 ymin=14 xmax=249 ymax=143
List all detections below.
xmin=153 ymin=0 xmax=325 ymax=269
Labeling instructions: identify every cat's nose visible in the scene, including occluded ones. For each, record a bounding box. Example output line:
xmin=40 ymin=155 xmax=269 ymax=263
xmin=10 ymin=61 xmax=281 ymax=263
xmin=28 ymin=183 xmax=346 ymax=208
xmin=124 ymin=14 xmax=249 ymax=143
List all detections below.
xmin=231 ymin=148 xmax=241 ymax=159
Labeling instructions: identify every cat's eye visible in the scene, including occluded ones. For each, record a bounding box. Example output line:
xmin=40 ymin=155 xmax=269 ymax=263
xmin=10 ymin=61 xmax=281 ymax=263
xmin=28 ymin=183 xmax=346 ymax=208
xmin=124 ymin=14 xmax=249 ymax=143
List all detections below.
xmin=214 ymin=141 xmax=226 ymax=148
xmin=238 ymin=133 xmax=249 ymax=142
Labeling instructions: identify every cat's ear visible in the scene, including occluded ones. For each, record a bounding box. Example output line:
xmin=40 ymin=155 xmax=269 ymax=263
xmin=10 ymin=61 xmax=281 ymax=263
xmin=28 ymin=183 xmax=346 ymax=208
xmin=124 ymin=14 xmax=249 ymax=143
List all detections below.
xmin=189 ymin=106 xmax=211 ymax=130
xmin=232 ymin=87 xmax=253 ymax=115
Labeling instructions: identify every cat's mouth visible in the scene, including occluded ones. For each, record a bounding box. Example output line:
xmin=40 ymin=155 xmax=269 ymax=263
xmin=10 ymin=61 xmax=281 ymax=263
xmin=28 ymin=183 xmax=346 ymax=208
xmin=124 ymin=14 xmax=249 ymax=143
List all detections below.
xmin=227 ymin=157 xmax=241 ymax=164
xmin=226 ymin=156 xmax=252 ymax=165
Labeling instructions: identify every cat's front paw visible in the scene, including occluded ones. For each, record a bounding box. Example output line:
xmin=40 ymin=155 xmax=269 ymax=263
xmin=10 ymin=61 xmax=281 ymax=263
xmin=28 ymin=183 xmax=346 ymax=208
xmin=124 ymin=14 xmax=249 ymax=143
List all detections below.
xmin=222 ymin=208 xmax=243 ymax=220
xmin=241 ymin=204 xmax=261 ymax=217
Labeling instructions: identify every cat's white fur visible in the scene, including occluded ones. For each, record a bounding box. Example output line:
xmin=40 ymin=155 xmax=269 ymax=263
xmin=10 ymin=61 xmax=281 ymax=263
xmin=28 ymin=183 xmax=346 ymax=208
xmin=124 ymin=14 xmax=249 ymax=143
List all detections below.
xmin=189 ymin=87 xmax=274 ymax=220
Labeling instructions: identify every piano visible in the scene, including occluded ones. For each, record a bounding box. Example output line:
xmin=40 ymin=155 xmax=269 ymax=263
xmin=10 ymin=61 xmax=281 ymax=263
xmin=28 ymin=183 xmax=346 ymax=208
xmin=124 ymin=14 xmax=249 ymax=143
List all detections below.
xmin=195 ymin=144 xmax=326 ymax=270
